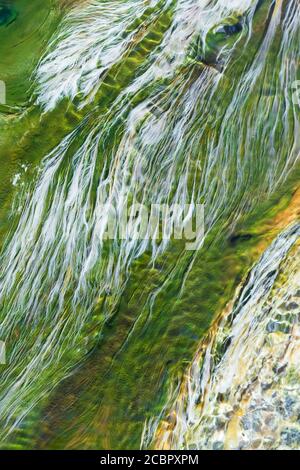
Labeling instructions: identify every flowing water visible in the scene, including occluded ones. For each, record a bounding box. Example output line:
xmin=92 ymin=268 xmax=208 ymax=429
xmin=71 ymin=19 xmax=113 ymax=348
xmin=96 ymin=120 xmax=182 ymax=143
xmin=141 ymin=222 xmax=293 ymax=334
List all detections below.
xmin=0 ymin=0 xmax=299 ymax=449
xmin=144 ymin=223 xmax=300 ymax=449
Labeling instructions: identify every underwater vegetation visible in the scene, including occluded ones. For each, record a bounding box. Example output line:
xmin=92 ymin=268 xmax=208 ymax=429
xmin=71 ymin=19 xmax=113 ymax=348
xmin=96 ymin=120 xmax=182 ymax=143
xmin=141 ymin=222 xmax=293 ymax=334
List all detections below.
xmin=0 ymin=5 xmax=17 ymax=27
xmin=0 ymin=0 xmax=299 ymax=451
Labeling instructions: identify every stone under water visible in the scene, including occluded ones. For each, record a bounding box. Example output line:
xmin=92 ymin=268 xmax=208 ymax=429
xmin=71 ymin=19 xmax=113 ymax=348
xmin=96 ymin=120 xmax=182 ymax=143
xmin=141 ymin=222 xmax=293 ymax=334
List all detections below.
xmin=0 ymin=5 xmax=16 ymax=27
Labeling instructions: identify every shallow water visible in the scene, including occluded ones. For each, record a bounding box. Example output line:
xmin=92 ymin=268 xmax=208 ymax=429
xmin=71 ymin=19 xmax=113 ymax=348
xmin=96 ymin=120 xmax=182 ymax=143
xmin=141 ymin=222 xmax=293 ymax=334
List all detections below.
xmin=0 ymin=0 xmax=299 ymax=449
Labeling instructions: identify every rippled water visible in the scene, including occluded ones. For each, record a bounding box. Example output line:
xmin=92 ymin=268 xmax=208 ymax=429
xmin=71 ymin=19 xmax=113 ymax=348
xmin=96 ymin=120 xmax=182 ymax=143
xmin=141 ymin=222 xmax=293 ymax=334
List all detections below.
xmin=0 ymin=0 xmax=299 ymax=449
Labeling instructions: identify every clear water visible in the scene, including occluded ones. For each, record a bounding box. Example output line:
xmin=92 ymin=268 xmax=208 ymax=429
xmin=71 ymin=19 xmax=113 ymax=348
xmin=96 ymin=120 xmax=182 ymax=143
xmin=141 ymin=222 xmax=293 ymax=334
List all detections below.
xmin=0 ymin=0 xmax=299 ymax=449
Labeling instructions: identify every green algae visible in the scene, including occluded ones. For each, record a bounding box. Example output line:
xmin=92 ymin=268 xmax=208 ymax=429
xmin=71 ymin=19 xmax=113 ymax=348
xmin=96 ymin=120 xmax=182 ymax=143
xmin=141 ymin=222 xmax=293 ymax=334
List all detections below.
xmin=0 ymin=0 xmax=299 ymax=450
xmin=0 ymin=4 xmax=17 ymax=27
